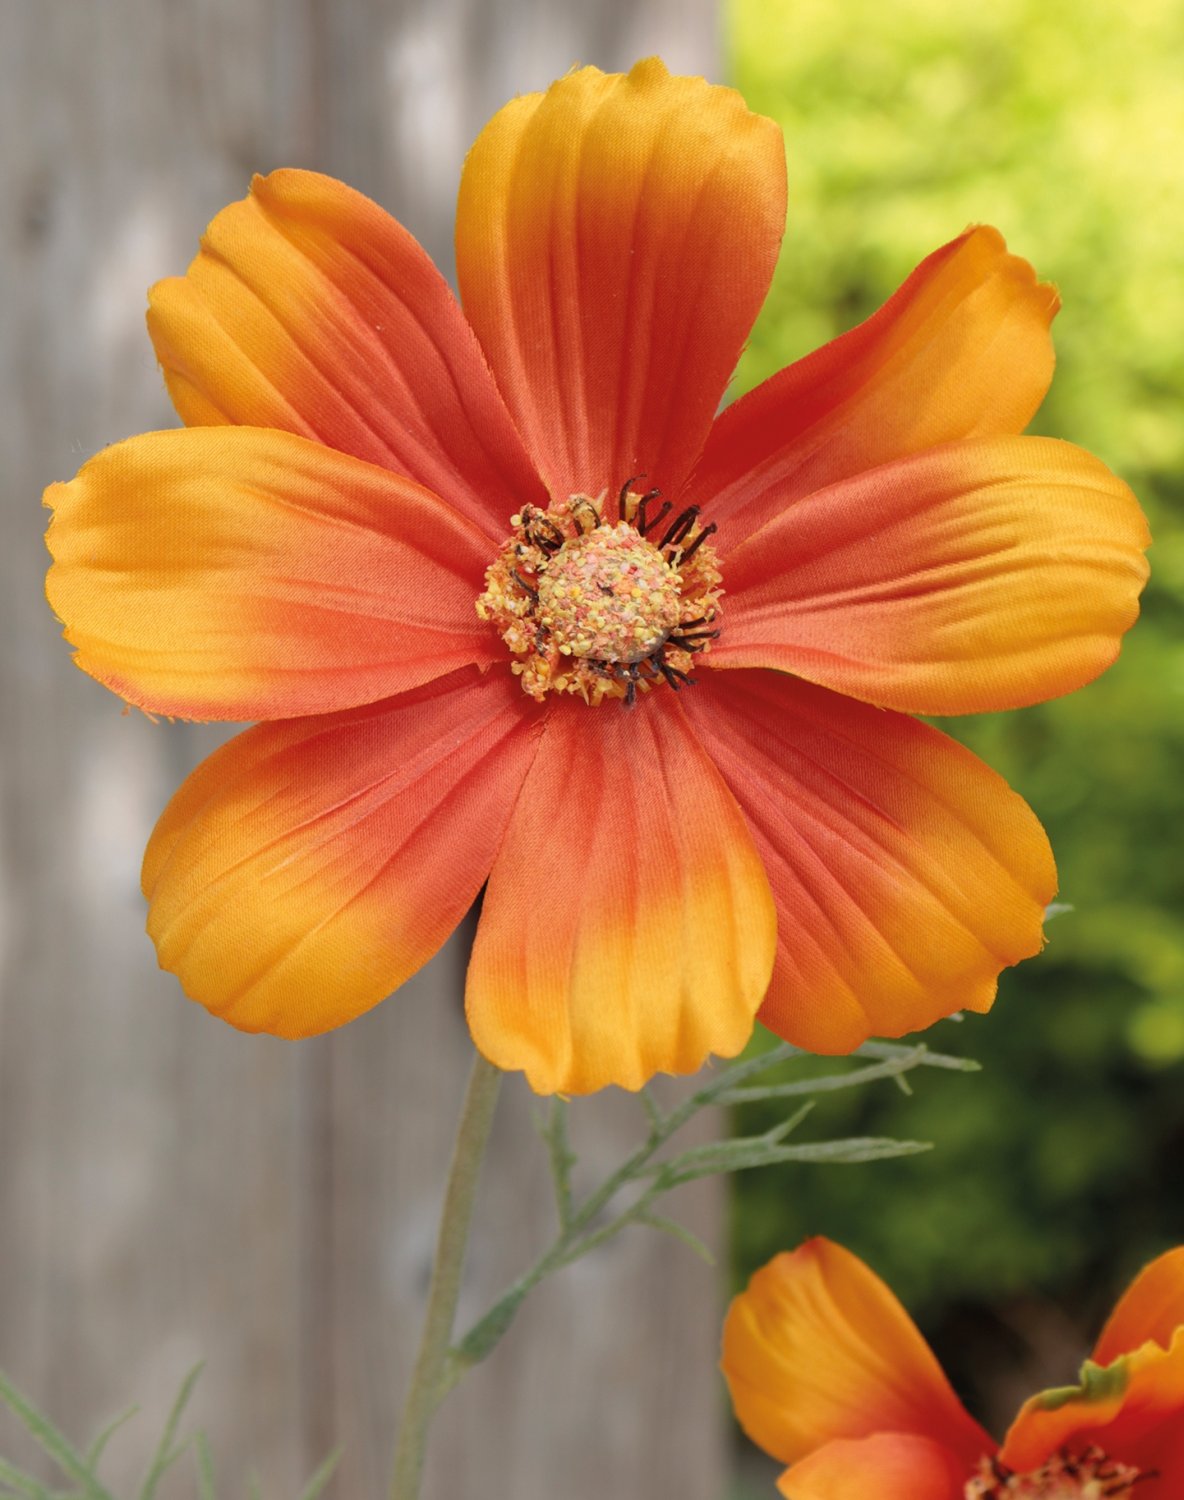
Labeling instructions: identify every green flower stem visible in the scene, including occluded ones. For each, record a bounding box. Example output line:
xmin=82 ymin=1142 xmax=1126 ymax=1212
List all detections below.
xmin=389 ymin=1051 xmax=502 ymax=1500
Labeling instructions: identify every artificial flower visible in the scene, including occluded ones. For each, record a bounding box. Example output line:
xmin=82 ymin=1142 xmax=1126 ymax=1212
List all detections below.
xmin=45 ymin=59 xmax=1148 ymax=1094
xmin=723 ymin=1237 xmax=1184 ymax=1498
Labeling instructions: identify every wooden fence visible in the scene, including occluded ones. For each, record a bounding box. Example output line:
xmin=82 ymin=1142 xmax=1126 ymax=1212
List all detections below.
xmin=0 ymin=3 xmax=728 ymax=1495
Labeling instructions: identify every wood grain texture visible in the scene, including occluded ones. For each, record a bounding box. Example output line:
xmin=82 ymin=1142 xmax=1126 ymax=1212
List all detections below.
xmin=0 ymin=2 xmax=728 ymax=1495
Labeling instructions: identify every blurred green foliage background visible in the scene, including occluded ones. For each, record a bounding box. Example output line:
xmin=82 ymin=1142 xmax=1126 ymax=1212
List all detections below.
xmin=725 ymin=0 xmax=1184 ymax=1445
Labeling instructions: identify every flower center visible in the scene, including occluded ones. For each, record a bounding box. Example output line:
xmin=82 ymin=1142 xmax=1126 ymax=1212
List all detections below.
xmin=477 ymin=480 xmax=723 ymax=705
xmin=965 ymin=1448 xmax=1149 ymax=1499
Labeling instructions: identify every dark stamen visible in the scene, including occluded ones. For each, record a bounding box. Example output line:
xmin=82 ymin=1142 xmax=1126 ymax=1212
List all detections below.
xmin=529 ymin=515 xmax=566 ymax=553
xmin=618 ymin=473 xmax=646 ymax=516
xmin=668 ymin=630 xmax=720 ymax=651
xmin=511 ymin=568 xmax=539 ymax=602
xmin=677 ymin=521 xmax=717 ymax=562
xmin=637 ymin=495 xmax=670 ymax=537
xmin=659 ymin=505 xmax=700 ymax=549
xmin=654 ymin=658 xmax=694 ymax=691
xmin=571 ymin=497 xmax=602 ymax=532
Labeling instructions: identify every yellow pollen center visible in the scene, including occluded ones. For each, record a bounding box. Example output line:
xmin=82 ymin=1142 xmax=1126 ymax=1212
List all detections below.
xmin=536 ymin=523 xmax=681 ymax=664
xmin=476 ymin=489 xmax=724 ymax=705
xmin=965 ymin=1449 xmax=1145 ymax=1499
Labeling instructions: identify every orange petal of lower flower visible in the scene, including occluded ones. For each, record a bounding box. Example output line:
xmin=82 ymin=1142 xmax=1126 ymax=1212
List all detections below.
xmin=685 ymin=226 xmax=1058 ymax=549
xmin=722 ymin=1239 xmax=990 ymax=1468
xmin=455 ymin=58 xmax=786 ymax=505
xmin=1094 ymin=1249 xmax=1184 ymax=1365
xmin=1000 ymin=1332 xmax=1184 ymax=1474
xmin=45 ymin=427 xmax=498 ymax=720
xmin=777 ymin=1434 xmax=969 ymax=1500
xmin=147 ymin=169 xmax=547 ymax=540
xmin=142 ymin=669 xmax=542 ymax=1036
xmin=715 ymin=436 xmax=1150 ymax=715
xmin=683 ymin=671 xmax=1055 ymax=1053
xmin=465 ymin=691 xmax=775 ymax=1095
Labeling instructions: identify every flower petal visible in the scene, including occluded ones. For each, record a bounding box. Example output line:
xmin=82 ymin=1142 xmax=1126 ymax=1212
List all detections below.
xmin=1000 ymin=1333 xmax=1184 ymax=1475
xmin=147 ymin=169 xmax=547 ymax=540
xmin=722 ymin=1239 xmax=990 ymax=1467
xmin=1094 ymin=1249 xmax=1184 ymax=1365
xmin=455 ymin=58 xmax=786 ymax=505
xmin=714 ymin=436 xmax=1149 ymax=715
xmin=45 ymin=427 xmax=499 ymax=720
xmin=776 ymin=1434 xmax=969 ymax=1500
xmin=465 ymin=691 xmax=775 ymax=1095
xmin=142 ymin=668 xmax=542 ymax=1036
xmin=683 ymin=670 xmax=1055 ymax=1053
xmin=685 ymin=226 xmax=1058 ymax=549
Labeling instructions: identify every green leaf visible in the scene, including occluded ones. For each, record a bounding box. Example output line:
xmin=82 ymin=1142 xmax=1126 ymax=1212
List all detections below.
xmin=137 ymin=1363 xmax=203 ymax=1500
xmin=638 ymin=1104 xmax=816 ymax=1180
xmin=662 ymin=1135 xmax=932 ymax=1184
xmin=192 ymin=1433 xmax=216 ymax=1500
xmin=297 ymin=1449 xmax=342 ymax=1500
xmin=633 ymin=1212 xmax=717 ymax=1266
xmin=0 ymin=1371 xmax=114 ymax=1500
xmin=85 ymin=1407 xmax=139 ymax=1470
xmin=0 ymin=1454 xmax=51 ymax=1499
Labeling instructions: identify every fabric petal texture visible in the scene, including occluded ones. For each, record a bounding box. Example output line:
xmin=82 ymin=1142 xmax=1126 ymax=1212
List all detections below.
xmin=147 ymin=168 xmax=547 ymax=540
xmin=715 ymin=435 xmax=1149 ymax=715
xmin=775 ymin=1434 xmax=968 ymax=1500
xmin=45 ymin=426 xmax=498 ymax=720
xmin=684 ymin=671 xmax=1056 ymax=1053
xmin=465 ymin=692 xmax=776 ymax=1095
xmin=142 ymin=669 xmax=542 ymax=1036
xmin=456 ymin=57 xmax=786 ymax=505
xmin=721 ymin=1238 xmax=991 ymax=1468
xmin=685 ymin=225 xmax=1059 ymax=549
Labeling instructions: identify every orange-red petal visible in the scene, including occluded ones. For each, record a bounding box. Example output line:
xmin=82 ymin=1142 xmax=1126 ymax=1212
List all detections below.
xmin=722 ymin=1239 xmax=990 ymax=1468
xmin=683 ymin=670 xmax=1055 ymax=1053
xmin=147 ymin=169 xmax=547 ymax=540
xmin=776 ymin=1435 xmax=969 ymax=1500
xmin=45 ymin=426 xmax=498 ymax=721
xmin=685 ymin=226 xmax=1058 ymax=549
xmin=142 ymin=668 xmax=542 ymax=1036
xmin=465 ymin=691 xmax=775 ymax=1095
xmin=455 ymin=58 xmax=786 ymax=505
xmin=1000 ymin=1332 xmax=1184 ymax=1475
xmin=714 ymin=436 xmax=1149 ymax=715
xmin=1094 ymin=1249 xmax=1184 ymax=1365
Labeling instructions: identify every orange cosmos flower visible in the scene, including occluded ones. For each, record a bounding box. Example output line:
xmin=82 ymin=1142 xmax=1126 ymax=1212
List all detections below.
xmin=44 ymin=60 xmax=1148 ymax=1095
xmin=723 ymin=1238 xmax=1184 ymax=1499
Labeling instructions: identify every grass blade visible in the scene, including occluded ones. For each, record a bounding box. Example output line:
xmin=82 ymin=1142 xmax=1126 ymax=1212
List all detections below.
xmin=297 ymin=1449 xmax=342 ymax=1500
xmin=137 ymin=1363 xmax=203 ymax=1500
xmin=0 ymin=1372 xmax=114 ymax=1500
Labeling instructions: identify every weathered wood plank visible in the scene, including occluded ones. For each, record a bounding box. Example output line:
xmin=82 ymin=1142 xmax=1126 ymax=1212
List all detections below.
xmin=1 ymin=3 xmax=726 ymax=1495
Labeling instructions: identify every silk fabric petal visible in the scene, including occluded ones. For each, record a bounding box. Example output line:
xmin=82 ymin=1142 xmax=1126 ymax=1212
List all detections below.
xmin=147 ymin=168 xmax=547 ymax=540
xmin=456 ymin=58 xmax=786 ymax=505
xmin=722 ymin=1239 xmax=990 ymax=1467
xmin=715 ymin=436 xmax=1149 ymax=715
xmin=777 ymin=1434 xmax=969 ymax=1500
xmin=683 ymin=670 xmax=1055 ymax=1053
xmin=1095 ymin=1250 xmax=1184 ymax=1365
xmin=46 ymin=426 xmax=498 ymax=720
xmin=465 ymin=691 xmax=776 ymax=1095
xmin=142 ymin=669 xmax=542 ymax=1036
xmin=686 ymin=226 xmax=1058 ymax=549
